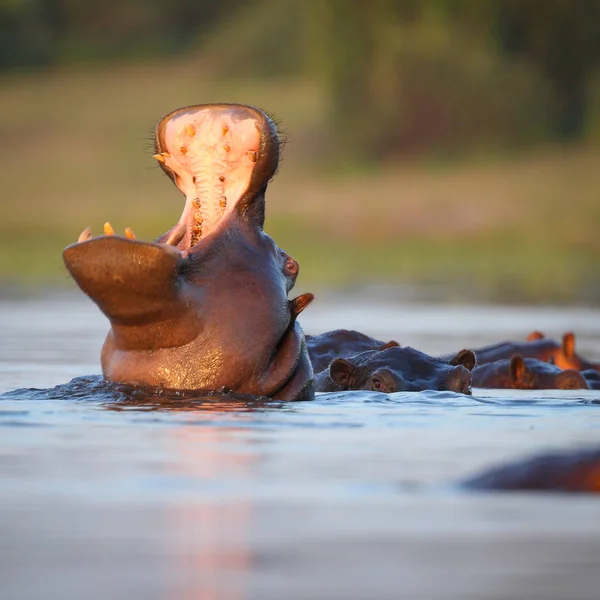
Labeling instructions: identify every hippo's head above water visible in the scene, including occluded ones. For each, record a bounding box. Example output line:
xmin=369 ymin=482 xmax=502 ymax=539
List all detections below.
xmin=471 ymin=330 xmax=599 ymax=372
xmin=472 ymin=354 xmax=589 ymax=390
xmin=315 ymin=346 xmax=476 ymax=395
xmin=538 ymin=331 xmax=600 ymax=372
xmin=63 ymin=104 xmax=314 ymax=400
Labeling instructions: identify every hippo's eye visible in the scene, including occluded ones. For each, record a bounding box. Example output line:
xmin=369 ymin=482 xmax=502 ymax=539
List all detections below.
xmin=284 ymin=256 xmax=299 ymax=276
xmin=371 ymin=376 xmax=383 ymax=391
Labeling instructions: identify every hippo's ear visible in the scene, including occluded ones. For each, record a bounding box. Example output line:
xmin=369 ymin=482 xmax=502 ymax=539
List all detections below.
xmin=329 ymin=358 xmax=356 ymax=388
xmin=562 ymin=332 xmax=575 ymax=358
xmin=289 ymin=293 xmax=314 ymax=321
xmin=527 ymin=331 xmax=545 ymax=341
xmin=450 ymin=349 xmax=477 ymax=371
xmin=509 ymin=354 xmax=526 ymax=383
xmin=379 ymin=340 xmax=400 ymax=350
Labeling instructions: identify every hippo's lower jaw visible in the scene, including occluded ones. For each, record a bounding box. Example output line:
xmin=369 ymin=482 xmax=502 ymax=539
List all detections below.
xmin=63 ymin=104 xmax=315 ymax=401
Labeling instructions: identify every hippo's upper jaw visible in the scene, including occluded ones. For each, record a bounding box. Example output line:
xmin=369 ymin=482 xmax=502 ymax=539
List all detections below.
xmin=68 ymin=104 xmax=278 ymax=255
xmin=62 ymin=104 xmax=314 ymax=401
xmin=154 ymin=104 xmax=279 ymax=252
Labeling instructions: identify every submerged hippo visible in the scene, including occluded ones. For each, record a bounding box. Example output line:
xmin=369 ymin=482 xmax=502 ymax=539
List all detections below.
xmin=314 ymin=345 xmax=476 ymax=394
xmin=472 ymin=354 xmax=589 ymax=390
xmin=63 ymin=104 xmax=314 ymax=400
xmin=464 ymin=446 xmax=600 ymax=493
xmin=582 ymin=369 xmax=600 ymax=390
xmin=453 ymin=331 xmax=599 ymax=371
xmin=306 ymin=329 xmax=397 ymax=373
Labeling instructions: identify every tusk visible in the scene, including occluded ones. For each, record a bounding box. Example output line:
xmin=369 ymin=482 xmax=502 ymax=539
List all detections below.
xmin=152 ymin=152 xmax=171 ymax=163
xmin=103 ymin=222 xmax=115 ymax=236
xmin=165 ymin=222 xmax=186 ymax=246
xmin=77 ymin=227 xmax=92 ymax=243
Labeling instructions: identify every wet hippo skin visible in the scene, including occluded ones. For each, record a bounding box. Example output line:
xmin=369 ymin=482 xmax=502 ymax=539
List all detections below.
xmin=581 ymin=369 xmax=600 ymax=389
xmin=464 ymin=446 xmax=600 ymax=493
xmin=451 ymin=331 xmax=600 ymax=371
xmin=63 ymin=104 xmax=314 ymax=400
xmin=314 ymin=345 xmax=476 ymax=394
xmin=306 ymin=329 xmax=396 ymax=373
xmin=472 ymin=354 xmax=589 ymax=390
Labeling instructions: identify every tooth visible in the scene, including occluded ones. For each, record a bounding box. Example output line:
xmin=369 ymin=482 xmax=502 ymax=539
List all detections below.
xmin=180 ymin=146 xmax=187 ymax=155
xmin=77 ymin=227 xmax=92 ymax=243
xmin=222 ymin=125 xmax=229 ymax=135
xmin=223 ymin=144 xmax=231 ymax=152
xmin=191 ymin=224 xmax=202 ymax=245
xmin=247 ymin=150 xmax=257 ymax=162
xmin=195 ymin=211 xmax=204 ymax=224
xmin=219 ymin=196 xmax=227 ymax=208
xmin=165 ymin=222 xmax=186 ymax=246
xmin=104 ymin=222 xmax=115 ymax=236
xmin=125 ymin=227 xmax=136 ymax=240
xmin=152 ymin=152 xmax=170 ymax=163
xmin=185 ymin=123 xmax=196 ymax=137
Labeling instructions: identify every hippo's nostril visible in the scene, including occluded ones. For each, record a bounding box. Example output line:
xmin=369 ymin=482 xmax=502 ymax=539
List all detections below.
xmin=459 ymin=378 xmax=472 ymax=395
xmin=451 ymin=365 xmax=472 ymax=395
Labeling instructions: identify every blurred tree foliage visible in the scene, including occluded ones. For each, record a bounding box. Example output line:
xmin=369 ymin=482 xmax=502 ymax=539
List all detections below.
xmin=1 ymin=0 xmax=599 ymax=160
xmin=0 ymin=0 xmax=245 ymax=65
xmin=496 ymin=0 xmax=600 ymax=140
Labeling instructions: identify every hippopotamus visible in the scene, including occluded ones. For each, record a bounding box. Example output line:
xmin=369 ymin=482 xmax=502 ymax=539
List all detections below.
xmin=314 ymin=345 xmax=476 ymax=394
xmin=582 ymin=369 xmax=600 ymax=390
xmin=472 ymin=354 xmax=589 ymax=390
xmin=306 ymin=329 xmax=397 ymax=373
xmin=463 ymin=446 xmax=600 ymax=493
xmin=445 ymin=331 xmax=599 ymax=371
xmin=63 ymin=104 xmax=314 ymax=400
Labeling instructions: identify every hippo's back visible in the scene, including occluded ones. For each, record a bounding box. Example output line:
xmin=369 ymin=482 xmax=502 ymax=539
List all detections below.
xmin=306 ymin=329 xmax=389 ymax=373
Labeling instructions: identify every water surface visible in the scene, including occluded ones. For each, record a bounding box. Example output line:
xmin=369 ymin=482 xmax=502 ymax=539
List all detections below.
xmin=1 ymin=292 xmax=599 ymax=600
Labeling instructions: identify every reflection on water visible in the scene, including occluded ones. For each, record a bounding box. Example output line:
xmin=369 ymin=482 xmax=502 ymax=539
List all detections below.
xmin=170 ymin=416 xmax=253 ymax=600
xmin=1 ymin=293 xmax=600 ymax=600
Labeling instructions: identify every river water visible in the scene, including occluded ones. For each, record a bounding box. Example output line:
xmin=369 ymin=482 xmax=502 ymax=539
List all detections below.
xmin=1 ymin=291 xmax=599 ymax=600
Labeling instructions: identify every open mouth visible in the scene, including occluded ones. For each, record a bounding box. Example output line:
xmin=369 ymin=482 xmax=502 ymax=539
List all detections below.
xmin=74 ymin=104 xmax=275 ymax=252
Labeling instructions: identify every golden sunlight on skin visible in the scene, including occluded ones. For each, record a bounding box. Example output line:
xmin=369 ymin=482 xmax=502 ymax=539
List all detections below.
xmin=168 ymin=408 xmax=255 ymax=600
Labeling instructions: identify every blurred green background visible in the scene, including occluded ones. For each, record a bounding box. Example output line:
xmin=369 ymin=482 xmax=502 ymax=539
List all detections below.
xmin=1 ymin=0 xmax=599 ymax=303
